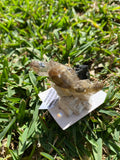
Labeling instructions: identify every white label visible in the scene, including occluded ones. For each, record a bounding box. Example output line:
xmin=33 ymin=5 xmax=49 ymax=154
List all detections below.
xmin=38 ymin=88 xmax=59 ymax=109
xmin=38 ymin=88 xmax=107 ymax=130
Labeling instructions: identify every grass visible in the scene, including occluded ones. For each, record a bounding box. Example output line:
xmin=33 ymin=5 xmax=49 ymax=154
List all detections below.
xmin=0 ymin=0 xmax=120 ymax=159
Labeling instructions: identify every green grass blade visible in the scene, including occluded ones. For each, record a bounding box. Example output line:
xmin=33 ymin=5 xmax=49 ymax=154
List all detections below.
xmin=0 ymin=117 xmax=16 ymax=142
xmin=46 ymin=5 xmax=53 ymax=29
xmin=99 ymin=110 xmax=120 ymax=117
xmin=9 ymin=149 xmax=19 ymax=160
xmin=29 ymin=71 xmax=38 ymax=93
xmin=0 ymin=23 xmax=9 ymax=33
xmin=49 ymin=143 xmax=64 ymax=159
xmin=93 ymin=138 xmax=102 ymax=160
xmin=17 ymin=99 xmax=26 ymax=124
xmin=40 ymin=152 xmax=55 ymax=160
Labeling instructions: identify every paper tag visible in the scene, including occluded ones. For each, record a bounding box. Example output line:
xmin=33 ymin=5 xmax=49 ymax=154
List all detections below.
xmin=38 ymin=87 xmax=106 ymax=130
xmin=38 ymin=88 xmax=59 ymax=109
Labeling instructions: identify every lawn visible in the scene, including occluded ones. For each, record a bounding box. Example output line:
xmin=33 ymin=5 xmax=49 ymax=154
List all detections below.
xmin=0 ymin=0 xmax=120 ymax=159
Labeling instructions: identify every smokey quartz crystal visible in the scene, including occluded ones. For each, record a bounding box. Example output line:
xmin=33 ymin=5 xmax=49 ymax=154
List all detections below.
xmin=74 ymin=65 xmax=90 ymax=80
